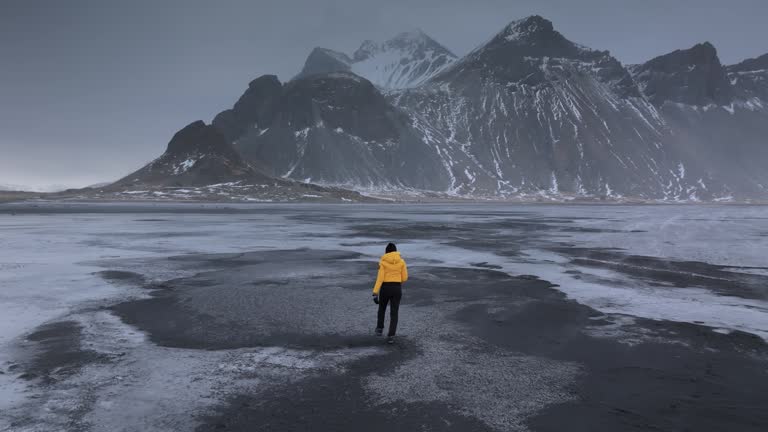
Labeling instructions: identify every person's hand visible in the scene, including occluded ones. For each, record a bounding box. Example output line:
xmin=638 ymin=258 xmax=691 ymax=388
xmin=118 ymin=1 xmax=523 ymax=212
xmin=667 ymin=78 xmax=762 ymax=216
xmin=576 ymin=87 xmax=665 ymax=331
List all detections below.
xmin=372 ymin=295 xmax=379 ymax=304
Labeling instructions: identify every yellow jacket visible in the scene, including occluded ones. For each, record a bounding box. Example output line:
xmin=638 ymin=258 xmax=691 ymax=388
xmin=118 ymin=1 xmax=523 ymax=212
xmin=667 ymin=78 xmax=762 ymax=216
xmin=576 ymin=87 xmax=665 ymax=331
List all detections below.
xmin=372 ymin=251 xmax=408 ymax=295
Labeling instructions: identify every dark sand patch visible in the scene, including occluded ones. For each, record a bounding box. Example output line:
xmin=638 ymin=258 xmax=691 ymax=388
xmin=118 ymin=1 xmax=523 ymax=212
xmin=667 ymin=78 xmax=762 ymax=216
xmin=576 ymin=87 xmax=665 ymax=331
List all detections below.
xmin=19 ymin=321 xmax=107 ymax=385
xmin=95 ymin=270 xmax=147 ymax=288
xmin=111 ymin=249 xmax=375 ymax=350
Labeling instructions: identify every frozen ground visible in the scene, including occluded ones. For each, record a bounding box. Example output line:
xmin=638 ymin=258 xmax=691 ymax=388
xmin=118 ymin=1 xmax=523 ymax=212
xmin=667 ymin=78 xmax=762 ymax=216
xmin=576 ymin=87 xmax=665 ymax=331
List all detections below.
xmin=0 ymin=202 xmax=767 ymax=431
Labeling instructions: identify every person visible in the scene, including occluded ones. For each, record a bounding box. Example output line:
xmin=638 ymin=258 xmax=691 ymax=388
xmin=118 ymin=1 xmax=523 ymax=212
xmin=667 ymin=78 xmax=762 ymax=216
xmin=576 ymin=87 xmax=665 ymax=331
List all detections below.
xmin=372 ymin=242 xmax=408 ymax=344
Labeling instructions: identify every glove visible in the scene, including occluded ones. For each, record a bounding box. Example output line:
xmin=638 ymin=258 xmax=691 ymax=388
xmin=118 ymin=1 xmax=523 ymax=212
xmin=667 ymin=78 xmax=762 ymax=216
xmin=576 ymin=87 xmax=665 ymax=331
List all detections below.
xmin=372 ymin=295 xmax=379 ymax=304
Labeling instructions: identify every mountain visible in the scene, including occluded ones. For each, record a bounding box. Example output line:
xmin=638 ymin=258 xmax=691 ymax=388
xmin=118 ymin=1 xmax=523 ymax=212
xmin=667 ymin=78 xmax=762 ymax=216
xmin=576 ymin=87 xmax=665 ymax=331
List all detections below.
xmin=112 ymin=120 xmax=268 ymax=188
xmin=113 ymin=15 xmax=768 ymax=202
xmin=629 ymin=44 xmax=768 ymax=198
xmin=391 ymin=16 xmax=718 ymax=199
xmin=214 ymin=15 xmax=768 ymax=200
xmin=224 ymin=72 xmax=449 ymax=190
xmin=212 ymin=75 xmax=283 ymax=144
xmin=295 ymin=30 xmax=457 ymax=89
xmin=104 ymin=120 xmax=372 ymax=202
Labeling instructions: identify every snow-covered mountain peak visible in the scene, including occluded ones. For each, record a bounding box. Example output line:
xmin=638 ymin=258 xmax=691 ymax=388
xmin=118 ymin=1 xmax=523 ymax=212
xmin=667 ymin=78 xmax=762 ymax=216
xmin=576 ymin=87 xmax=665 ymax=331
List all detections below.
xmin=352 ymin=29 xmax=449 ymax=61
xmin=352 ymin=40 xmax=380 ymax=62
xmin=295 ymin=30 xmax=456 ymax=89
xmin=350 ymin=30 xmax=457 ymax=88
xmin=388 ymin=29 xmax=445 ymax=51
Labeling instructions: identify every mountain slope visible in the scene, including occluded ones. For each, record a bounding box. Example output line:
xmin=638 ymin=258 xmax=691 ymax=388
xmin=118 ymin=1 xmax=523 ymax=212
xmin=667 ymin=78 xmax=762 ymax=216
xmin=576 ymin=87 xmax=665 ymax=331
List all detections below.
xmin=629 ymin=45 xmax=768 ymax=198
xmin=295 ymin=30 xmax=457 ymax=89
xmin=212 ymin=75 xmax=283 ymax=144
xmin=227 ymin=72 xmax=450 ymax=190
xmin=390 ymin=16 xmax=720 ymax=199
xmin=112 ymin=120 xmax=268 ymax=187
xmin=105 ymin=120 xmax=373 ymax=202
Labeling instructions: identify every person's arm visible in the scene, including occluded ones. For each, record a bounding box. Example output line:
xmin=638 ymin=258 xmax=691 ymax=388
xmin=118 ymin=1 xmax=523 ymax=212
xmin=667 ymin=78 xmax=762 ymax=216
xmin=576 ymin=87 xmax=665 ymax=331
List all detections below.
xmin=401 ymin=260 xmax=408 ymax=283
xmin=373 ymin=263 xmax=384 ymax=295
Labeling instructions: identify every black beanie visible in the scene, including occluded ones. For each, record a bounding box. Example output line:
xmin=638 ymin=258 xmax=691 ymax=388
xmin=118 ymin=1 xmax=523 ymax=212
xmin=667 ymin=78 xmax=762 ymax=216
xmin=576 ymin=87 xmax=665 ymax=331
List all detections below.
xmin=386 ymin=242 xmax=397 ymax=253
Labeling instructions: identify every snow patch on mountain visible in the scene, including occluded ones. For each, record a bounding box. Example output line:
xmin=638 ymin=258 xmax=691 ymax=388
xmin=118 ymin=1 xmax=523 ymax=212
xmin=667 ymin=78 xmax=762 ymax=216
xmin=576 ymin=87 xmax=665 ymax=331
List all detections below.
xmin=172 ymin=157 xmax=200 ymax=175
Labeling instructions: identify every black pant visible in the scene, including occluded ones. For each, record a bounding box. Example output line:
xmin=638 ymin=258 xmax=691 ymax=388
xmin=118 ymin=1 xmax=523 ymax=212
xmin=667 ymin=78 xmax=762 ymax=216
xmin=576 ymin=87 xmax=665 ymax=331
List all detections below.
xmin=377 ymin=282 xmax=402 ymax=337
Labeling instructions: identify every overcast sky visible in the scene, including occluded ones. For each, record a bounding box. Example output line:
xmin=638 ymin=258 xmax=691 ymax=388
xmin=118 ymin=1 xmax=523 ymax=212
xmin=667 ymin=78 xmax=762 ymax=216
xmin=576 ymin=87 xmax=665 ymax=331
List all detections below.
xmin=1 ymin=0 xmax=766 ymax=189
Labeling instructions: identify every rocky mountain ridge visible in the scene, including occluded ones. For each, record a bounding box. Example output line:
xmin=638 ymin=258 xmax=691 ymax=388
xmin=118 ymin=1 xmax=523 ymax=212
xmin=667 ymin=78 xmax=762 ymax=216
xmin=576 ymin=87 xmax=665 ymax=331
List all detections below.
xmin=110 ymin=15 xmax=768 ymax=202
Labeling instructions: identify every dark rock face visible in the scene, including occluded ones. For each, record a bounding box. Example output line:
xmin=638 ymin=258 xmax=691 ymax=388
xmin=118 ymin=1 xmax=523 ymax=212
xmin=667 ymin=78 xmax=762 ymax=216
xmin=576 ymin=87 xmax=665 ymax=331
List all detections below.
xmin=630 ymin=42 xmax=734 ymax=106
xmin=165 ymin=121 xmax=240 ymax=158
xmin=230 ymin=73 xmax=450 ymax=189
xmin=112 ymin=121 xmax=270 ymax=187
xmin=212 ymin=75 xmax=282 ymax=143
xmin=278 ymin=73 xmax=399 ymax=143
